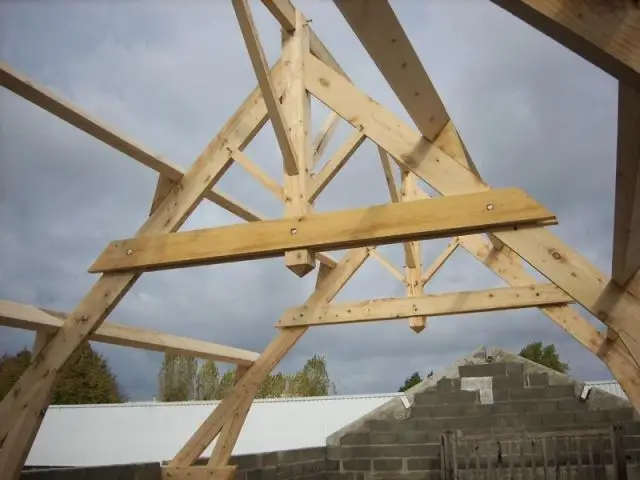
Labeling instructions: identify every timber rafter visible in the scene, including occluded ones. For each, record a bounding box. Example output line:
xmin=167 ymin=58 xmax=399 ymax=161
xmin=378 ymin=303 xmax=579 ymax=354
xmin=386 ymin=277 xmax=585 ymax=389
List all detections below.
xmin=1 ymin=0 xmax=639 ymax=479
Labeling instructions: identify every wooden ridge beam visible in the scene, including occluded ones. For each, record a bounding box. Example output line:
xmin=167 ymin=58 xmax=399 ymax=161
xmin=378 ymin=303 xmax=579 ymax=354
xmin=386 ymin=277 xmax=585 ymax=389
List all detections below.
xmin=0 ymin=300 xmax=260 ymax=365
xmin=488 ymin=0 xmax=640 ymax=90
xmin=88 ymin=188 xmax=557 ymax=274
xmin=276 ymin=284 xmax=574 ymax=327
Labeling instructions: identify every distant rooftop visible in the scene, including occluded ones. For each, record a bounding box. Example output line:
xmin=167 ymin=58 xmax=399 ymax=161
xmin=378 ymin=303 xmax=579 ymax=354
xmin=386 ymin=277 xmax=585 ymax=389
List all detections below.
xmin=27 ymin=393 xmax=406 ymax=468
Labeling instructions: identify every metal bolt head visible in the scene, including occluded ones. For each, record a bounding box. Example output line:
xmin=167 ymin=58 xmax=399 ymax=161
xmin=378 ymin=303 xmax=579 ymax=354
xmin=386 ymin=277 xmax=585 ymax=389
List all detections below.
xmin=290 ymin=228 xmax=298 ymax=235
xmin=486 ymin=203 xmax=494 ymax=211
xmin=126 ymin=249 xmax=133 ymax=256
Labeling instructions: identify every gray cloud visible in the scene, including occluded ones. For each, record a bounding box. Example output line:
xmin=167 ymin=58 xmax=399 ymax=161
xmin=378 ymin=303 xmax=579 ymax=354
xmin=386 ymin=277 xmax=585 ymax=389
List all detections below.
xmin=0 ymin=0 xmax=616 ymax=400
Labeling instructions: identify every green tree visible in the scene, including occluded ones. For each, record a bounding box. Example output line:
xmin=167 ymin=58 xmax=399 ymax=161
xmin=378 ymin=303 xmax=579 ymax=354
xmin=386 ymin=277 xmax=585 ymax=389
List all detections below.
xmin=399 ymin=372 xmax=422 ymax=392
xmin=519 ymin=341 xmax=569 ymax=373
xmin=158 ymin=354 xmax=197 ymax=401
xmin=0 ymin=349 xmax=33 ymax=401
xmin=196 ymin=360 xmax=219 ymax=400
xmin=0 ymin=343 xmax=126 ymax=404
xmin=286 ymin=355 xmax=336 ymax=397
xmin=256 ymin=372 xmax=288 ymax=398
xmin=215 ymin=369 xmax=236 ymax=400
xmin=157 ymin=353 xmax=336 ymax=401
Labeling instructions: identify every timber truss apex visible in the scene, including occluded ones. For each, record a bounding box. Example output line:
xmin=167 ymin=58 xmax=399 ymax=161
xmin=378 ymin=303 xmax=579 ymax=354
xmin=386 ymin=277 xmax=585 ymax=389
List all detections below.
xmin=1 ymin=1 xmax=640 ymax=479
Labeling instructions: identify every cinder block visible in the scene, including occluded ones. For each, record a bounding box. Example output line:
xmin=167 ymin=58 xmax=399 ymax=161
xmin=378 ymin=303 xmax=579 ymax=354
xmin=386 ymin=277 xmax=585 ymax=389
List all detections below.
xmin=574 ymin=410 xmax=611 ymax=425
xmin=369 ymin=432 xmax=399 ymax=445
xmin=610 ymin=408 xmax=635 ymax=422
xmin=489 ymin=402 xmax=522 ymax=415
xmin=367 ymin=420 xmax=399 ymax=432
xmin=412 ymin=404 xmax=463 ymax=418
xmin=505 ymin=363 xmax=524 ymax=376
xmin=406 ymin=457 xmax=440 ymax=471
xmin=230 ymin=453 xmax=261 ymax=471
xmin=524 ymin=413 xmax=545 ymax=427
xmin=624 ymin=422 xmax=640 ymax=435
xmin=459 ymin=404 xmax=492 ymax=417
xmin=326 ymin=474 xmax=358 ymax=480
xmin=325 ymin=459 xmax=340 ymax=472
xmin=277 ymin=447 xmax=326 ymax=464
xmin=526 ymin=372 xmax=549 ymax=387
xmin=327 ymin=446 xmax=371 ymax=460
xmin=436 ymin=377 xmax=461 ymax=393
xmin=341 ymin=459 xmax=371 ymax=472
xmin=508 ymin=387 xmax=545 ymax=401
xmin=340 ymin=433 xmax=369 ymax=446
xmin=624 ymin=435 xmax=640 ymax=451
xmin=393 ymin=431 xmax=432 ymax=444
xmin=288 ymin=459 xmax=326 ymax=478
xmin=543 ymin=384 xmax=576 ymax=399
xmin=413 ymin=390 xmax=478 ymax=406
xmin=556 ymin=398 xmax=587 ymax=411
xmin=258 ymin=452 xmax=278 ymax=469
xmin=370 ymin=445 xmax=431 ymax=458
xmin=492 ymin=374 xmax=524 ymax=389
xmin=447 ymin=390 xmax=480 ymax=405
xmin=372 ymin=459 xmax=403 ymax=471
xmin=246 ymin=467 xmax=275 ymax=480
xmin=412 ymin=392 xmax=440 ymax=406
xmin=492 ymin=388 xmax=509 ymax=402
xmin=527 ymin=400 xmax=562 ymax=414
xmin=459 ymin=362 xmax=507 ymax=378
xmin=542 ymin=411 xmax=576 ymax=427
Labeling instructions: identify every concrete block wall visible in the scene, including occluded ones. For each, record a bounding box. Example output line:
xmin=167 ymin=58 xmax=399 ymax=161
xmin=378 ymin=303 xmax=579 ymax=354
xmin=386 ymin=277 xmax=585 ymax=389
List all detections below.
xmin=22 ymin=448 xmax=339 ymax=480
xmin=227 ymin=447 xmax=338 ymax=480
xmin=20 ymin=463 xmax=160 ymax=479
xmin=327 ymin=358 xmax=640 ymax=479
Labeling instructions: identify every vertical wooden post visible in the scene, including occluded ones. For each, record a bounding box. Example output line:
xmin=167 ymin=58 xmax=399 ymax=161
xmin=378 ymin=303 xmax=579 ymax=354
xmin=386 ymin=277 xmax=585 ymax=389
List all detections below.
xmin=400 ymin=167 xmax=426 ymax=333
xmin=281 ymin=8 xmax=315 ymax=277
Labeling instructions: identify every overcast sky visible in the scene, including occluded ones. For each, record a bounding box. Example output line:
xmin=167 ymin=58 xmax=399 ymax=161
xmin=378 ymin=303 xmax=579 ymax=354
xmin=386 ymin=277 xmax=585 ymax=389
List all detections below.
xmin=0 ymin=0 xmax=619 ymax=400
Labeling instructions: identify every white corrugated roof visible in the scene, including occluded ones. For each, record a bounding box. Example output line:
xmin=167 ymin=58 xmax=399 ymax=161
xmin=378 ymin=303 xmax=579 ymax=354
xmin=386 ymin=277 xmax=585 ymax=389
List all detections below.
xmin=584 ymin=380 xmax=628 ymax=400
xmin=27 ymin=393 xmax=403 ymax=467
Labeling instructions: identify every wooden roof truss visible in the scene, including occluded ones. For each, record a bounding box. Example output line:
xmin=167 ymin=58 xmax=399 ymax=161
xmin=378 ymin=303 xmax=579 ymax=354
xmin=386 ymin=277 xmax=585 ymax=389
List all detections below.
xmin=0 ymin=0 xmax=639 ymax=479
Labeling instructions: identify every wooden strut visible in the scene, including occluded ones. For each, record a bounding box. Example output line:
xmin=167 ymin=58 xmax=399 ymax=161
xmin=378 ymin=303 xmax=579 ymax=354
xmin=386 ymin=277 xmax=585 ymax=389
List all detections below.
xmin=0 ymin=0 xmax=640 ymax=478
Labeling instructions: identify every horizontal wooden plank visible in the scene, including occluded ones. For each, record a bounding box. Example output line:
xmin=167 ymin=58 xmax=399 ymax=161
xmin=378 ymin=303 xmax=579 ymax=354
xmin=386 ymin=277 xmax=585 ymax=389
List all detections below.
xmin=0 ymin=300 xmax=259 ymax=365
xmin=88 ymin=187 xmax=557 ymax=274
xmin=161 ymin=465 xmax=236 ymax=480
xmin=276 ymin=284 xmax=573 ymax=327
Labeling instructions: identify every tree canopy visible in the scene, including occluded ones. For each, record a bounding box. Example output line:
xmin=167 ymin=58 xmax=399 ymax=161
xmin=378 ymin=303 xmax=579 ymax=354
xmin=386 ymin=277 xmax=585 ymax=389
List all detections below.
xmin=398 ymin=371 xmax=422 ymax=392
xmin=519 ymin=341 xmax=569 ymax=373
xmin=157 ymin=353 xmax=336 ymax=401
xmin=0 ymin=342 xmax=127 ymax=404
